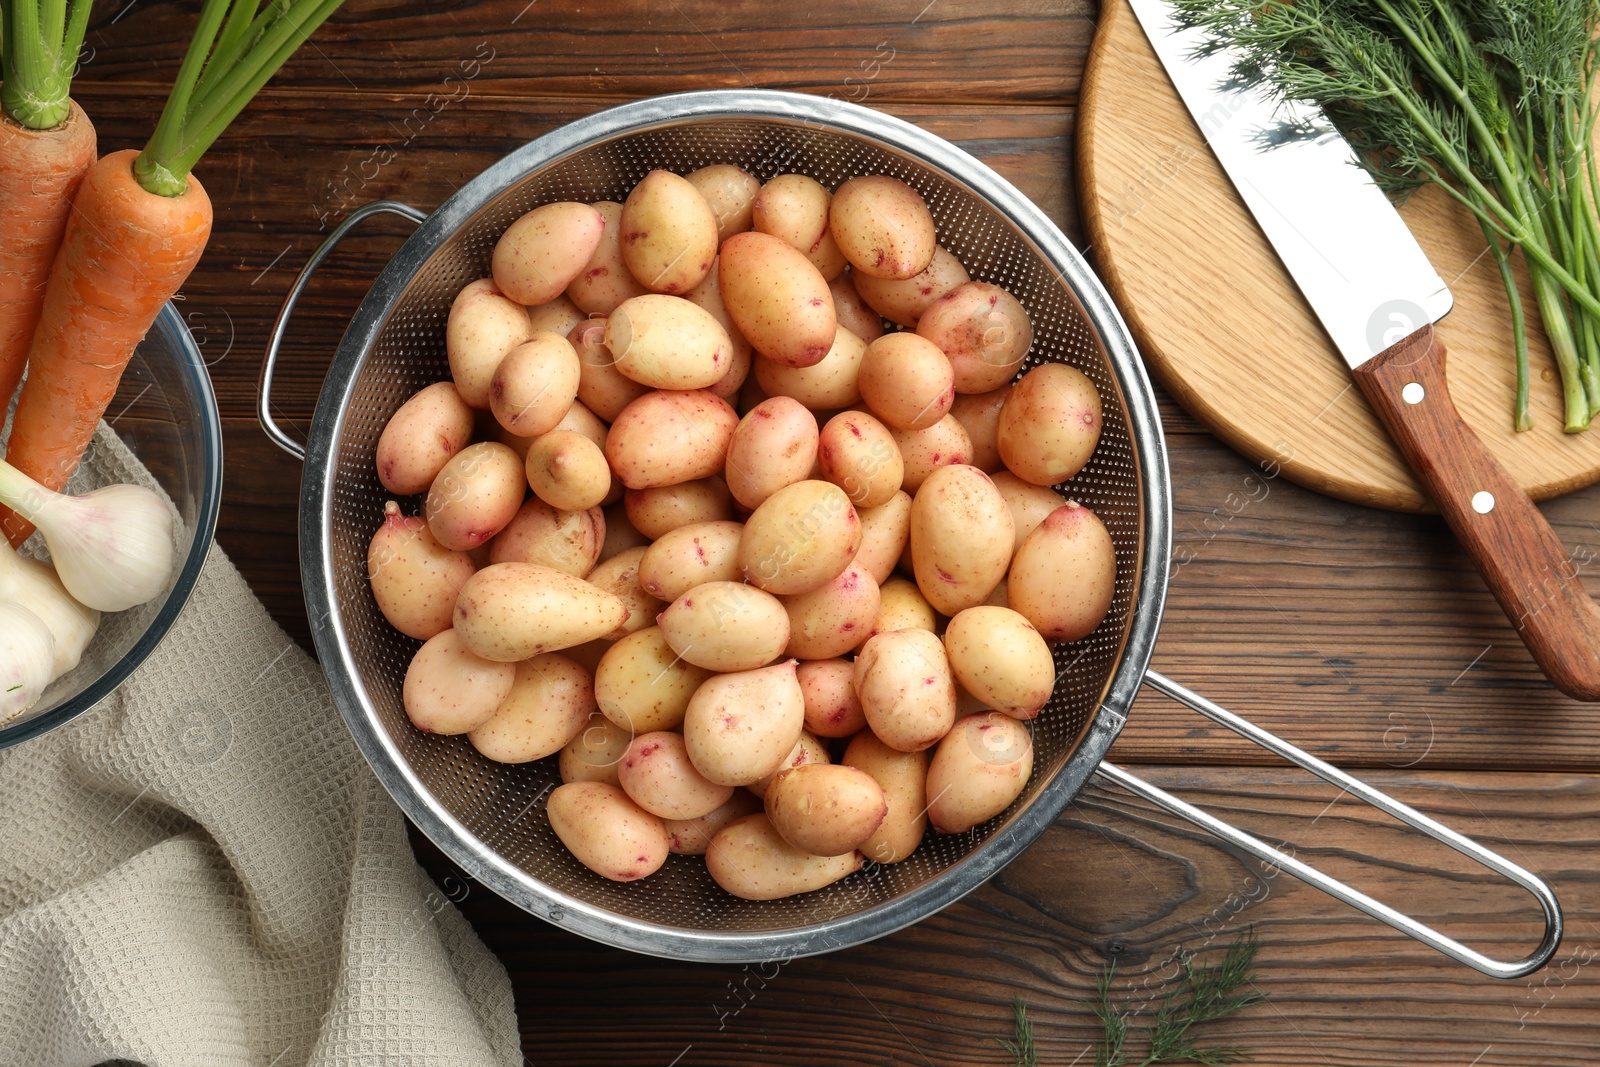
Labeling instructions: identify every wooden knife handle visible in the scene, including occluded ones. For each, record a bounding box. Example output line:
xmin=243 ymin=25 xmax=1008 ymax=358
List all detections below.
xmin=1351 ymin=325 xmax=1600 ymax=701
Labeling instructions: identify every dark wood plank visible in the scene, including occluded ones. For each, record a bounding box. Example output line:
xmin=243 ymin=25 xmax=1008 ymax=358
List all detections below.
xmin=411 ymin=764 xmax=1600 ymax=1066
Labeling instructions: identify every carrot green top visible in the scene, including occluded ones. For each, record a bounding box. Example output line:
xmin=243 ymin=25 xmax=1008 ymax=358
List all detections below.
xmin=0 ymin=0 xmax=94 ymax=130
xmin=134 ymin=0 xmax=345 ymax=197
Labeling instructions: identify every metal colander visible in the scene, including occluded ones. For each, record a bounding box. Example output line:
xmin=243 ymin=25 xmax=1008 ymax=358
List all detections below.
xmin=262 ymin=90 xmax=1560 ymax=974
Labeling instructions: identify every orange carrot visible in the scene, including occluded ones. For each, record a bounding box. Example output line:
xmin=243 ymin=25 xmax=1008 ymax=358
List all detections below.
xmin=1 ymin=150 xmax=212 ymax=545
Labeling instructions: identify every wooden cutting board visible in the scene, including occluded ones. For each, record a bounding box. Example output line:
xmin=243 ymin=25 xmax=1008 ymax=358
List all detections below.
xmin=1079 ymin=0 xmax=1600 ymax=511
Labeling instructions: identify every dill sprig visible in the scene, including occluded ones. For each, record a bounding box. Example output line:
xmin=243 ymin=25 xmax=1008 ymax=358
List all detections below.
xmin=999 ymin=999 xmax=1040 ymax=1067
xmin=1094 ymin=930 xmax=1266 ymax=1067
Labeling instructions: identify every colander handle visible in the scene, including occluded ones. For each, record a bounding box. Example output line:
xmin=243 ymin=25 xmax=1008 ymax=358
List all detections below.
xmin=1094 ymin=670 xmax=1562 ymax=979
xmin=258 ymin=201 xmax=429 ymax=460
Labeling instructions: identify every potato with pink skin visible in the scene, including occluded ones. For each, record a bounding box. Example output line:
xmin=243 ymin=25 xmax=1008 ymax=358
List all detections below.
xmin=682 ymin=260 xmax=753 ymax=401
xmin=559 ymin=712 xmax=631 ymax=785
xmin=857 ymin=333 xmax=954 ymax=431
xmin=624 ymin=477 xmax=735 ymax=540
xmin=566 ymin=201 xmax=649 ymax=315
xmin=746 ymin=731 xmax=829 ymax=799
xmin=818 ymin=410 xmax=902 ymax=509
xmin=926 ymin=712 xmax=1033 ymax=834
xmin=620 ymin=170 xmax=718 ymax=294
xmin=605 ymin=294 xmax=733 ymax=391
xmin=618 ymin=731 xmax=734 ymax=820
xmin=830 ymin=175 xmax=936 ymax=280
xmin=687 ymin=163 xmax=760 ymax=244
xmin=725 ymin=396 xmax=819 ymax=510
xmin=942 ymin=606 xmax=1056 ymax=719
xmin=854 ymin=628 xmax=958 ymax=752
xmin=718 ymin=231 xmax=836 ymax=369
xmin=425 ymin=441 xmax=525 ymax=551
xmin=853 ymin=246 xmax=969 ymax=328
xmin=917 ymin=281 xmax=1032 ymax=394
xmin=851 ymin=490 xmax=911 ymax=584
xmin=605 ymin=389 xmax=738 ymax=489
xmin=798 ymin=659 xmax=867 ymax=738
xmin=468 ymin=653 xmax=595 ymax=763
xmin=376 ymin=382 xmax=475 ymax=495
xmin=996 ymin=364 xmax=1103 ymax=486
xmin=446 ymin=280 xmax=534 ymax=409
xmin=594 ymin=626 xmax=711 ymax=733
xmin=492 ymin=201 xmax=606 ymax=306
xmin=665 ymin=791 xmax=762 ymax=855
xmin=570 ymin=317 xmax=648 ymax=422
xmin=683 ymin=661 xmax=805 ymax=786
xmin=547 ymin=781 xmax=669 ymax=882
xmin=909 ymin=464 xmax=1014 ymax=616
xmin=892 ymin=414 xmax=973 ymax=493
xmin=526 ymin=293 xmax=584 ymax=337
xmin=706 ymin=813 xmax=862 ymax=900
xmin=739 ymin=480 xmax=862 ymax=596
xmin=950 ymin=386 xmax=1009 ymax=473
xmin=754 ymin=324 xmax=865 ymax=410
xmin=585 ymin=546 xmax=663 ymax=640
xmin=843 ymin=732 xmax=929 ymax=864
xmin=991 ymin=471 xmax=1065 ymax=554
xmin=525 ymin=430 xmax=611 ymax=512
xmin=753 ymin=174 xmax=847 ymax=280
xmin=452 ymin=562 xmax=627 ymax=661
xmin=638 ymin=520 xmax=744 ymax=601
xmin=369 ymin=501 xmax=476 ymax=640
xmin=828 ymin=272 xmax=885 ymax=342
xmin=488 ymin=332 xmax=580 ymax=438
xmin=402 ymin=629 xmax=516 ymax=735
xmin=781 ymin=560 xmax=879 ymax=660
xmin=489 ymin=498 xmax=603 ymax=577
xmin=1008 ymin=502 xmax=1116 ymax=642
xmin=658 ymin=580 xmax=789 ymax=672
xmin=552 ymin=397 xmax=609 ymax=451
xmin=765 ymin=763 xmax=887 ymax=857
xmin=865 ymin=576 xmax=937 ymax=643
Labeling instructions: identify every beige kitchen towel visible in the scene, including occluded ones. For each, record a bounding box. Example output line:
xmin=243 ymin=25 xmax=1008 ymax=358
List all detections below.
xmin=0 ymin=539 xmax=521 ymax=1067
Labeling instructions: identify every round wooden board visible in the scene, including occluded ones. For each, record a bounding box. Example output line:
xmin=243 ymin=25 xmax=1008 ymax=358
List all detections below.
xmin=1079 ymin=0 xmax=1600 ymax=512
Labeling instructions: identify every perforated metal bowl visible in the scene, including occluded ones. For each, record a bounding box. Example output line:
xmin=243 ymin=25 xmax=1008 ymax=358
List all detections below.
xmin=264 ymin=90 xmax=1561 ymax=973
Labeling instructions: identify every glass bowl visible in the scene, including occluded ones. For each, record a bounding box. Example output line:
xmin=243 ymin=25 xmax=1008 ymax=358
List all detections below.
xmin=0 ymin=303 xmax=223 ymax=747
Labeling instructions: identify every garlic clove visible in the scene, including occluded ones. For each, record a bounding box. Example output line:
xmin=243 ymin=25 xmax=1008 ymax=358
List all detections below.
xmin=0 ymin=601 xmax=57 ymax=722
xmin=0 ymin=541 xmax=101 ymax=677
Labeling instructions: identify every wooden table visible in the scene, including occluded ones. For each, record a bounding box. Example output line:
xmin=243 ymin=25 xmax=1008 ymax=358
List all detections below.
xmin=80 ymin=3 xmax=1600 ymax=1063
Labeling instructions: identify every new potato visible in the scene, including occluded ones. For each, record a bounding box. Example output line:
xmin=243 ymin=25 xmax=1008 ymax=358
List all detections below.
xmin=368 ymin=502 xmax=475 ymax=640
xmin=991 ymin=471 xmax=1065 ymax=554
xmin=817 ymin=410 xmax=903 ymax=509
xmin=746 ymin=730 xmax=830 ymax=799
xmin=851 ymin=490 xmax=912 ymax=584
xmin=605 ymin=389 xmax=739 ymax=489
xmin=605 ymin=293 xmax=733 ymax=391
xmin=852 ymin=246 xmax=969 ymax=327
xmin=866 ymin=576 xmax=937 ymax=642
xmin=682 ymin=259 xmax=754 ymax=400
xmin=765 ymin=764 xmax=887 ymax=856
xmin=752 ymin=173 xmax=846 ymax=280
xmin=1008 ymin=502 xmax=1116 ymax=642
xmin=706 ymin=813 xmax=862 ymax=900
xmin=724 ymin=396 xmax=819 ymax=509
xmin=892 ymin=414 xmax=973 ymax=493
xmin=526 ymin=293 xmax=584 ymax=337
xmin=664 ymin=791 xmax=763 ymax=856
xmin=926 ymin=712 xmax=1033 ymax=834
xmin=618 ymin=731 xmax=734 ymax=820
xmin=468 ymin=653 xmax=595 ymax=763
xmin=753 ymin=324 xmax=866 ymax=410
xmin=950 ymin=386 xmax=1009 ymax=473
xmin=943 ymin=606 xmax=1056 ymax=718
xmin=828 ymin=272 xmax=886 ymax=341
xmin=425 ymin=441 xmax=526 ymax=551
xmin=584 ymin=546 xmax=663 ymax=640
xmin=739 ymin=479 xmax=862 ymax=596
xmin=492 ymin=201 xmax=606 ymax=306
xmin=570 ymin=316 xmax=648 ymax=421
xmin=525 ymin=429 xmax=612 ymax=512
xmin=857 ymin=332 xmax=955 ymax=432
xmin=566 ymin=201 xmax=649 ymax=315
xmin=489 ymin=498 xmax=604 ymax=577
xmin=658 ymin=580 xmax=790 ymax=672
xmin=830 ymin=175 xmax=936 ymax=280
xmin=619 ymin=169 xmax=718 ymax=294
xmin=908 ymin=464 xmax=1014 ymax=615
xmin=718 ymin=231 xmax=836 ymax=369
xmin=446 ymin=280 xmax=533 ymax=409
xmin=547 ymin=782 xmax=669 ymax=882
xmin=683 ymin=661 xmax=806 ymax=786
xmin=917 ymin=281 xmax=1032 ymax=394
xmin=402 ymin=629 xmax=516 ymax=735
xmin=843 ymin=732 xmax=929 ymax=864
xmin=854 ymin=628 xmax=958 ymax=752
xmin=623 ymin=478 xmax=736 ymax=540
xmin=489 ymin=333 xmax=580 ymax=438
xmin=798 ymin=658 xmax=867 ymax=738
xmin=995 ymin=364 xmax=1103 ymax=486
xmin=782 ymin=560 xmax=880 ymax=660
xmin=559 ymin=712 xmax=632 ymax=785
xmin=686 ymin=163 xmax=759 ymax=244
xmin=594 ymin=625 xmax=711 ymax=733
xmin=452 ymin=562 xmax=628 ymax=661
xmin=638 ymin=520 xmax=744 ymax=601
xmin=376 ymin=382 xmax=475 ymax=495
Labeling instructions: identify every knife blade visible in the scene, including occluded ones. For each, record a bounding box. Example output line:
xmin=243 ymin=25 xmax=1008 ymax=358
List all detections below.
xmin=1127 ymin=0 xmax=1600 ymax=701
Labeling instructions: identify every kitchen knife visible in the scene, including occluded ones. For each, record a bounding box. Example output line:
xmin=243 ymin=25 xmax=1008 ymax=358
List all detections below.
xmin=1128 ymin=0 xmax=1600 ymax=701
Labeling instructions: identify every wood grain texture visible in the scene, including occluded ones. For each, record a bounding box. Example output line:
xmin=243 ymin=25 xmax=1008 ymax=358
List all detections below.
xmin=1078 ymin=0 xmax=1600 ymax=513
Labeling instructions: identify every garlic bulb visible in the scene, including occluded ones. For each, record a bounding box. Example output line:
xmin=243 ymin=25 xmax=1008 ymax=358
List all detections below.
xmin=0 ymin=541 xmax=101 ymax=676
xmin=0 ymin=602 xmax=57 ymax=722
xmin=0 ymin=460 xmax=175 ymax=613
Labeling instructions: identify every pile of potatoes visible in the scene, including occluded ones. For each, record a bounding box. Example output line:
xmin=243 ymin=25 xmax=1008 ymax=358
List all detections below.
xmin=368 ymin=163 xmax=1117 ymax=900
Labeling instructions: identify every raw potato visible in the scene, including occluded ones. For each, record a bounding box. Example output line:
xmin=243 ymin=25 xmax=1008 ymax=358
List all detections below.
xmin=402 ymin=629 xmax=516 ymax=735
xmin=782 ymin=560 xmax=880 ymax=660
xmin=492 ymin=201 xmax=606 ymax=305
xmin=600 ymin=502 xmax=651 ymax=562
xmin=753 ymin=173 xmax=846 ymax=280
xmin=917 ymin=281 xmax=1032 ymax=394
xmin=369 ymin=501 xmax=475 ymax=640
xmin=683 ymin=661 xmax=805 ymax=786
xmin=942 ymin=606 xmax=1056 ymax=718
xmin=926 ymin=712 xmax=1033 ymax=834
xmin=996 ymin=364 xmax=1103 ymax=486
xmin=739 ymin=480 xmax=862 ymax=596
xmin=892 ymin=414 xmax=972 ymax=493
xmin=620 ymin=169 xmax=718 ymax=294
xmin=867 ymin=576 xmax=937 ymax=641
xmin=665 ymin=791 xmax=763 ymax=855
xmin=854 ymin=628 xmax=958 ymax=752
xmin=753 ymin=325 xmax=865 ymax=410
xmin=624 ymin=477 xmax=735 ymax=540
xmin=718 ymin=231 xmax=837 ymax=369
xmin=909 ymin=464 xmax=1014 ymax=615
xmin=468 ymin=653 xmax=595 ymax=763
xmin=765 ymin=763 xmax=886 ymax=856
xmin=857 ymin=333 xmax=955 ymax=431
xmin=559 ymin=712 xmax=632 ymax=785
xmin=747 ymin=731 xmax=830 ymax=799
xmin=605 ymin=389 xmax=738 ymax=489
xmin=817 ymin=410 xmax=903 ymax=509
xmin=706 ymin=813 xmax=862 ymax=900
xmin=619 ymin=731 xmax=734 ymax=820
xmin=725 ymin=396 xmax=820 ymax=509
xmin=991 ymin=471 xmax=1065 ymax=554
xmin=851 ymin=490 xmax=911 ymax=584
xmin=829 ymin=175 xmax=936 ymax=279
xmin=489 ymin=498 xmax=604 ymax=577
xmin=852 ymin=246 xmax=969 ymax=327
xmin=585 ymin=546 xmax=663 ymax=640
xmin=552 ymin=396 xmax=610 ymax=451
xmin=950 ymin=386 xmax=1009 ymax=473
xmin=446 ymin=280 xmax=534 ymax=409
xmin=605 ymin=294 xmax=733 ymax=390
xmin=682 ymin=259 xmax=754 ymax=400
xmin=843 ymin=732 xmax=929 ymax=864
xmin=526 ymin=293 xmax=585 ymax=338
xmin=425 ymin=441 xmax=526 ymax=551
xmin=828 ymin=272 xmax=885 ymax=342
xmin=686 ymin=163 xmax=760 ymax=244
xmin=571 ymin=317 xmax=648 ymax=421
xmin=376 ymin=381 xmax=475 ymax=495
xmin=564 ymin=638 xmax=612 ymax=676
xmin=547 ymin=781 xmax=669 ymax=882
xmin=657 ymin=580 xmax=789 ymax=672
xmin=798 ymin=658 xmax=867 ymax=738
xmin=595 ymin=625 xmax=711 ymax=733
xmin=526 ymin=429 xmax=612 ymax=512
xmin=1007 ymin=502 xmax=1116 ymax=642
xmin=567 ymin=201 xmax=649 ymax=315
xmin=489 ymin=333 xmax=581 ymax=438
xmin=452 ymin=562 xmax=628 ymax=661
xmin=638 ymin=520 xmax=744 ymax=601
